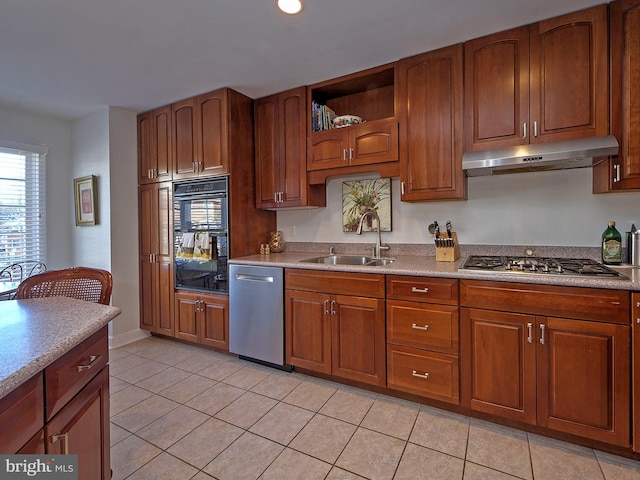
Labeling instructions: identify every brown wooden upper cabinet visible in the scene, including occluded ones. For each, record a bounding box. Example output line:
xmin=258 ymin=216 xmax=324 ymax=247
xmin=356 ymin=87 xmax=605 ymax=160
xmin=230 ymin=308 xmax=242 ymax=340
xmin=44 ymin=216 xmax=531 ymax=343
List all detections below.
xmin=254 ymin=87 xmax=325 ymax=209
xmin=137 ymin=105 xmax=172 ymax=185
xmin=594 ymin=0 xmax=640 ymax=192
xmin=464 ymin=5 xmax=608 ymax=152
xmin=398 ymin=44 xmax=466 ymax=202
xmin=172 ymin=88 xmax=232 ymax=180
xmin=307 ymin=64 xmax=399 ymax=172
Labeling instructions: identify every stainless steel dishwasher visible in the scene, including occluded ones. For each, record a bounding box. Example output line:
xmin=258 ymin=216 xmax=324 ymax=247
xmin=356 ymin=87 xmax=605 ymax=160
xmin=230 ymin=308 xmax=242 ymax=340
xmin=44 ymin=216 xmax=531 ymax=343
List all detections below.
xmin=229 ymin=264 xmax=290 ymax=370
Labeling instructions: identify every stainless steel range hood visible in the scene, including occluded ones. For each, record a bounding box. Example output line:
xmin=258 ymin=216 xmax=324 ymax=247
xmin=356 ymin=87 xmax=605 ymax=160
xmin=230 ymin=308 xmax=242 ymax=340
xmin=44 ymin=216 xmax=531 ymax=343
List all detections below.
xmin=462 ymin=135 xmax=619 ymax=176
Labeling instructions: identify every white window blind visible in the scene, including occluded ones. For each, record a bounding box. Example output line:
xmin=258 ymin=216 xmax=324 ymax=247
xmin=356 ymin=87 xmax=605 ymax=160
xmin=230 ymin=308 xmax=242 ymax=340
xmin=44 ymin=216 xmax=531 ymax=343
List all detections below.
xmin=0 ymin=144 xmax=47 ymax=266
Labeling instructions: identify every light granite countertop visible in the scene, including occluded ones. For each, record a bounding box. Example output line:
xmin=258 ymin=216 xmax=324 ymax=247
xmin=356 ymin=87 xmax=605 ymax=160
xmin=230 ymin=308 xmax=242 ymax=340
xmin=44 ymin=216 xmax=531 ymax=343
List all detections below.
xmin=229 ymin=249 xmax=640 ymax=292
xmin=0 ymin=297 xmax=122 ymax=400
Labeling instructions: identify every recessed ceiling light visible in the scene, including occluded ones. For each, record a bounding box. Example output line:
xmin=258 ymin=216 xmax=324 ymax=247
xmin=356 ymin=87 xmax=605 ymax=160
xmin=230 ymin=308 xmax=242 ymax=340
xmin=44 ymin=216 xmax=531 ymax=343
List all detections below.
xmin=277 ymin=0 xmax=303 ymax=15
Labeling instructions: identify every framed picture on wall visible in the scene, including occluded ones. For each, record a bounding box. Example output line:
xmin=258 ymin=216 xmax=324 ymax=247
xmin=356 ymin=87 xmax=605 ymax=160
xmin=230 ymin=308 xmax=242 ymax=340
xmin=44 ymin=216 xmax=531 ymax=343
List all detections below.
xmin=74 ymin=175 xmax=97 ymax=226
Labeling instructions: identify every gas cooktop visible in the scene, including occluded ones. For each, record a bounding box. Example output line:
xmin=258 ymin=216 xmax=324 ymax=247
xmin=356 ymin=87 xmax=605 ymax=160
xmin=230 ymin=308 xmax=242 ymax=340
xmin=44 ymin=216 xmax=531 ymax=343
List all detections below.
xmin=461 ymin=255 xmax=628 ymax=278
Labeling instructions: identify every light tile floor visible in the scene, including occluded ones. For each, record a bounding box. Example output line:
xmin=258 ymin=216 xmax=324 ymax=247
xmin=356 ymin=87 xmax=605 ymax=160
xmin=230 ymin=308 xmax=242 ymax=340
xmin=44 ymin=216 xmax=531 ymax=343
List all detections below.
xmin=110 ymin=336 xmax=640 ymax=480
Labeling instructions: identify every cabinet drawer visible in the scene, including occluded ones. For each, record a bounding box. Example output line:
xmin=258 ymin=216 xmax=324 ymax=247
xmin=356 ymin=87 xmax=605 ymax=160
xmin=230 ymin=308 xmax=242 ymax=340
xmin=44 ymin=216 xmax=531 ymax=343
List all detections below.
xmin=387 ymin=300 xmax=458 ymax=354
xmin=387 ymin=345 xmax=459 ymax=404
xmin=460 ymin=280 xmax=630 ymax=324
xmin=0 ymin=372 xmax=44 ymax=453
xmin=45 ymin=326 xmax=109 ymax=420
xmin=286 ymin=269 xmax=385 ymax=298
xmin=386 ymin=275 xmax=458 ymax=305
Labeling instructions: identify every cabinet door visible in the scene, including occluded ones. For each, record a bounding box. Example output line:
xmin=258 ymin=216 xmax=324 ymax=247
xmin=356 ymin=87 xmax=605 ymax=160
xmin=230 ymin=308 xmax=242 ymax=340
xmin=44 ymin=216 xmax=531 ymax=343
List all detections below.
xmin=200 ymin=293 xmax=229 ymax=351
xmin=530 ymin=5 xmax=608 ymax=143
xmin=285 ymin=290 xmax=331 ymax=374
xmin=332 ymin=295 xmax=386 ymax=386
xmin=255 ymin=94 xmax=280 ymax=208
xmin=137 ymin=111 xmax=153 ymax=184
xmin=461 ymin=308 xmax=537 ymax=425
xmin=537 ymin=316 xmax=630 ymax=446
xmin=307 ymin=129 xmax=348 ymax=170
xmin=599 ymin=0 xmax=640 ymax=192
xmin=279 ymin=88 xmax=308 ymax=206
xmin=46 ymin=367 xmax=110 ymax=480
xmin=350 ymin=119 xmax=399 ymax=166
xmin=139 ymin=183 xmax=174 ymax=335
xmin=174 ymin=292 xmax=199 ymax=343
xmin=400 ymin=44 xmax=465 ymax=201
xmin=138 ymin=184 xmax=158 ymax=332
xmin=464 ymin=26 xmax=530 ymax=151
xmin=138 ymin=106 xmax=172 ymax=185
xmin=172 ymin=97 xmax=198 ymax=179
xmin=196 ymin=89 xmax=228 ymax=176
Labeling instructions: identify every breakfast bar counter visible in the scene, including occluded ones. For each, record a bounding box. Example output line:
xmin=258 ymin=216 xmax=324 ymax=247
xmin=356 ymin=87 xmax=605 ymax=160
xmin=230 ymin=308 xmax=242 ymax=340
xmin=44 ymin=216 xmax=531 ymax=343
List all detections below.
xmin=0 ymin=297 xmax=121 ymax=400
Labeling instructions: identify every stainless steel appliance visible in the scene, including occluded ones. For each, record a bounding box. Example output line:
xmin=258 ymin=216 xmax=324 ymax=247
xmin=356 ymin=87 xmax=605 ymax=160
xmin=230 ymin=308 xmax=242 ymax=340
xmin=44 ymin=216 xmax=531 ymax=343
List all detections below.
xmin=461 ymin=255 xmax=628 ymax=278
xmin=229 ymin=264 xmax=290 ymax=369
xmin=173 ymin=177 xmax=228 ymax=293
xmin=461 ymin=135 xmax=619 ymax=176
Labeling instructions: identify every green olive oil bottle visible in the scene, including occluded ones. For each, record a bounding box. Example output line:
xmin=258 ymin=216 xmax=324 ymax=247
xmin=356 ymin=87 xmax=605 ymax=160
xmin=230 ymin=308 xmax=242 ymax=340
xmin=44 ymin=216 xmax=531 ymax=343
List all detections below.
xmin=602 ymin=221 xmax=622 ymax=264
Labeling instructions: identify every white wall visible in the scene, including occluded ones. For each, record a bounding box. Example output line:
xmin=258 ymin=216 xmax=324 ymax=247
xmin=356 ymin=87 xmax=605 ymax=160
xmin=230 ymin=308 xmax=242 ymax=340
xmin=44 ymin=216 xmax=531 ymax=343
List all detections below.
xmin=0 ymin=105 xmax=73 ymax=268
xmin=70 ymin=107 xmax=144 ymax=347
xmin=277 ymin=169 xmax=640 ymax=249
xmin=71 ymin=110 xmax=111 ymax=269
xmin=107 ymin=107 xmax=142 ymax=345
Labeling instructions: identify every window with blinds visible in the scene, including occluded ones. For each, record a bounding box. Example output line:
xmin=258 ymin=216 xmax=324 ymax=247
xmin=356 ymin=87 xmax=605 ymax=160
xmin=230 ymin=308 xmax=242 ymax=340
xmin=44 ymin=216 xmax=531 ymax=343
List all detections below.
xmin=0 ymin=144 xmax=47 ymax=266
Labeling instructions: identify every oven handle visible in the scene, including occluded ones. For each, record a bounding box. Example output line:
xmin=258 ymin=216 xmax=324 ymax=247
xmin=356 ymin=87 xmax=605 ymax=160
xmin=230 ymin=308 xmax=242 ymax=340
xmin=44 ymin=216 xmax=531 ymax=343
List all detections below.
xmin=174 ymin=193 xmax=226 ymax=202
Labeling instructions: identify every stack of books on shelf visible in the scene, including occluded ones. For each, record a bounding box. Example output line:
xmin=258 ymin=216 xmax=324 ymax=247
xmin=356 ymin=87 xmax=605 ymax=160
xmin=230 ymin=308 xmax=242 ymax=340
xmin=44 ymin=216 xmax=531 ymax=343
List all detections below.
xmin=311 ymin=101 xmax=336 ymax=132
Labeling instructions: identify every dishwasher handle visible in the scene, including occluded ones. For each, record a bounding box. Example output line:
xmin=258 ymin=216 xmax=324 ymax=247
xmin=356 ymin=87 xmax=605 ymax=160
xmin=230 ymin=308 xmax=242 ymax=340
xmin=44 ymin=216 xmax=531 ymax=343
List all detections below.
xmin=235 ymin=273 xmax=274 ymax=283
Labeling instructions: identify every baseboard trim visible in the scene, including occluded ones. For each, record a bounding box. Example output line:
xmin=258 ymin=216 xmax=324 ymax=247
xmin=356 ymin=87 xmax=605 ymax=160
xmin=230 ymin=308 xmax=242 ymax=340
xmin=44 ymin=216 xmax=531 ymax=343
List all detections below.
xmin=109 ymin=329 xmax=150 ymax=349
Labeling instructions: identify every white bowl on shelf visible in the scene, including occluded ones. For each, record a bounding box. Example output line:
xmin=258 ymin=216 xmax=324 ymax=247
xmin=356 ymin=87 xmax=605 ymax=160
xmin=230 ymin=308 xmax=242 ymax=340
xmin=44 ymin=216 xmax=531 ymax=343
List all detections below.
xmin=333 ymin=115 xmax=363 ymax=128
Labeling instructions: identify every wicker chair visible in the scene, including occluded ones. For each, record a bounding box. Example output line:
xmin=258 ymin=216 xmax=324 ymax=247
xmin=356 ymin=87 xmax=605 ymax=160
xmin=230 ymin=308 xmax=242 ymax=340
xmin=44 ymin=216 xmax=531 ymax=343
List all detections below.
xmin=16 ymin=267 xmax=113 ymax=305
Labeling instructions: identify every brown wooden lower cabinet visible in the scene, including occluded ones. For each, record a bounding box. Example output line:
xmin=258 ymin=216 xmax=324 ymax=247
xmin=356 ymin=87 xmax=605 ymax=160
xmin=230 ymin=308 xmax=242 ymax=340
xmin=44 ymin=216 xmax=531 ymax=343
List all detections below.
xmin=285 ymin=269 xmax=386 ymax=387
xmin=175 ymin=290 xmax=229 ymax=350
xmin=633 ymin=293 xmax=640 ymax=452
xmin=385 ymin=275 xmax=460 ymax=404
xmin=46 ymin=367 xmax=110 ymax=480
xmin=0 ymin=372 xmax=44 ymax=453
xmin=0 ymin=327 xmax=110 ymax=477
xmin=387 ymin=344 xmax=459 ymax=403
xmin=461 ymin=280 xmax=631 ymax=447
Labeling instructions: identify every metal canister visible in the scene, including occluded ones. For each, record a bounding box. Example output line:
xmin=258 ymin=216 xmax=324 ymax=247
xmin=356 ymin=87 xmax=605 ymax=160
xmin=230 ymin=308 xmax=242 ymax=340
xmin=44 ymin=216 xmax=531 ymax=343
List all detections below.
xmin=628 ymin=228 xmax=640 ymax=266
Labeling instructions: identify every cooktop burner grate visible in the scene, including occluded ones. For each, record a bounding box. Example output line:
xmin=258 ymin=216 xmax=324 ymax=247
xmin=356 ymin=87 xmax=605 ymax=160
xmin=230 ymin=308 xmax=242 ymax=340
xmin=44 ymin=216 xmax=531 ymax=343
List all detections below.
xmin=461 ymin=256 xmax=627 ymax=278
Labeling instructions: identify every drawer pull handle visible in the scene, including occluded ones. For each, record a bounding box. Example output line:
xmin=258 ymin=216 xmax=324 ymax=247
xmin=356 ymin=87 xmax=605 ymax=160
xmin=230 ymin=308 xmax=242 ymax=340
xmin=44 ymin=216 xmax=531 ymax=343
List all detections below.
xmin=527 ymin=323 xmax=533 ymax=344
xmin=77 ymin=354 xmax=100 ymax=372
xmin=411 ymin=323 xmax=429 ymax=331
xmin=51 ymin=433 xmax=69 ymax=454
xmin=411 ymin=287 xmax=429 ymax=294
xmin=539 ymin=324 xmax=546 ymax=345
xmin=412 ymin=370 xmax=430 ymax=380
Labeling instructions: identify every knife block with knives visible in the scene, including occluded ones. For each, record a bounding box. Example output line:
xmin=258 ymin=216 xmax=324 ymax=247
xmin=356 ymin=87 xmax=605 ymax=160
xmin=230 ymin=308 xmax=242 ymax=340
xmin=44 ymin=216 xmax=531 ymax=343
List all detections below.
xmin=430 ymin=221 xmax=460 ymax=262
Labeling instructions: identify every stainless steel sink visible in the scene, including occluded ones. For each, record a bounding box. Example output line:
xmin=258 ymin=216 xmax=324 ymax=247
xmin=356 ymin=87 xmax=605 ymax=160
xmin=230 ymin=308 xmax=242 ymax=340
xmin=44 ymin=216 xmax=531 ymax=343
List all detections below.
xmin=299 ymin=255 xmax=395 ymax=266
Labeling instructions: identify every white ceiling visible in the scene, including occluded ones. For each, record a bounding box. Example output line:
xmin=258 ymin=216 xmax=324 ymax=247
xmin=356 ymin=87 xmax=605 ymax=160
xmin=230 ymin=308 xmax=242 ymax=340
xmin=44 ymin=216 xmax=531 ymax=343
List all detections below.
xmin=0 ymin=0 xmax=607 ymax=120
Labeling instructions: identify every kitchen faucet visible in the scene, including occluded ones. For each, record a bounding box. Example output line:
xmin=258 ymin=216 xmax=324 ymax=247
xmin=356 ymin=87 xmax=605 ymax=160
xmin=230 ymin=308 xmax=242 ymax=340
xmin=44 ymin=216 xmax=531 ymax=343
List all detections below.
xmin=356 ymin=210 xmax=389 ymax=258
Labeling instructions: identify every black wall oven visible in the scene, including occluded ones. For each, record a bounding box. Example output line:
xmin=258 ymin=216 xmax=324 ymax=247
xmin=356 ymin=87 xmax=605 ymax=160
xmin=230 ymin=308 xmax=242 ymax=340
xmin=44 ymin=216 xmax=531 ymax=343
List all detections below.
xmin=173 ymin=176 xmax=229 ymax=293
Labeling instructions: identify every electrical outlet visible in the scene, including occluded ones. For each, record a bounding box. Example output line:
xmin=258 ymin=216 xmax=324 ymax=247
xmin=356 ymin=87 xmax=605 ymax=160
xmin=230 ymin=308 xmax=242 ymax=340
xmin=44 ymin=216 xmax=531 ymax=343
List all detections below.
xmin=289 ymin=225 xmax=296 ymax=237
